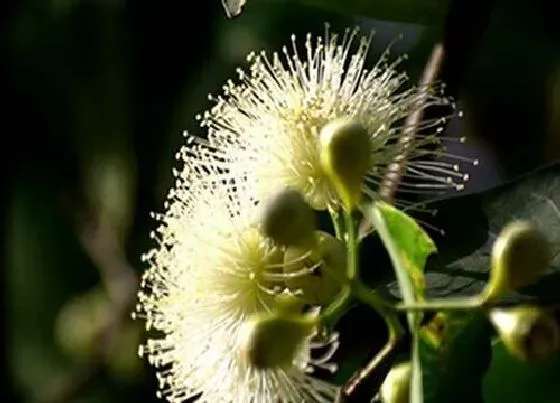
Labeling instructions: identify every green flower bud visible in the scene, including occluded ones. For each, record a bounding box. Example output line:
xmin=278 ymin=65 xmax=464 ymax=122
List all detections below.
xmin=260 ymin=188 xmax=316 ymax=248
xmin=484 ymin=220 xmax=549 ymax=301
xmin=283 ymin=231 xmax=346 ymax=305
xmin=489 ymin=305 xmax=560 ymax=362
xmin=380 ymin=361 xmax=411 ymax=403
xmin=274 ymin=292 xmax=305 ymax=316
xmin=238 ymin=312 xmax=318 ymax=370
xmin=318 ymin=118 xmax=371 ymax=211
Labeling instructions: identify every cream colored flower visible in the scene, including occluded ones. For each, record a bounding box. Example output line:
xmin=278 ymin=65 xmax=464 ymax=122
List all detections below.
xmin=135 ymin=141 xmax=338 ymax=402
xmin=200 ymin=27 xmax=475 ymax=211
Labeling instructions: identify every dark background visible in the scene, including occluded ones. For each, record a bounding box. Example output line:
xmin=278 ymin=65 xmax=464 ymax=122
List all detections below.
xmin=4 ymin=0 xmax=559 ymax=402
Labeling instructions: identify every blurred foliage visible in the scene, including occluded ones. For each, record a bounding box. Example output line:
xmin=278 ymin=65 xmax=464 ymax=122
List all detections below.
xmin=483 ymin=341 xmax=560 ymax=403
xmin=296 ymin=0 xmax=450 ymax=25
xmin=4 ymin=0 xmax=560 ymax=402
xmin=420 ymin=310 xmax=492 ymax=403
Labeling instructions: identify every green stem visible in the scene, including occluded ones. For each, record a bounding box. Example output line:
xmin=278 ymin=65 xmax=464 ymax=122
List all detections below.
xmin=343 ymin=208 xmax=403 ymax=342
xmin=350 ymin=281 xmax=392 ymax=311
xmin=396 ymin=295 xmax=483 ymax=312
xmin=352 ymin=280 xmax=404 ymax=337
xmin=344 ymin=210 xmax=358 ymax=280
xmin=320 ymin=285 xmax=352 ymax=330
xmin=321 ymin=208 xmax=400 ymax=332
xmin=329 ymin=207 xmax=344 ymax=241
xmin=341 ymin=282 xmax=404 ymax=398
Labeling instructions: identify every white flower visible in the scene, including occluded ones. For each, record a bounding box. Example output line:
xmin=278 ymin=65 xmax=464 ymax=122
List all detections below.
xmin=135 ymin=140 xmax=338 ymax=402
xmin=199 ymin=26 xmax=477 ymax=211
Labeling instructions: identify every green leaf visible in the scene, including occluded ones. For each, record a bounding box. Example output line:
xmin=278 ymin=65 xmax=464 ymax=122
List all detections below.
xmin=374 ymin=164 xmax=558 ymax=403
xmin=361 ymin=201 xmax=437 ymax=403
xmin=367 ymin=201 xmax=437 ymax=311
xmin=295 ymin=0 xmax=451 ymax=25
xmin=483 ymin=341 xmax=560 ymax=403
xmin=384 ymin=162 xmax=560 ymax=306
xmin=420 ymin=310 xmax=493 ymax=403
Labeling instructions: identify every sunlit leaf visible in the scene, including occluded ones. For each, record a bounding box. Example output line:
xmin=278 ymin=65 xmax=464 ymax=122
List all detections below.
xmin=362 ymin=201 xmax=437 ymax=403
xmin=384 ymin=162 xmax=560 ymax=305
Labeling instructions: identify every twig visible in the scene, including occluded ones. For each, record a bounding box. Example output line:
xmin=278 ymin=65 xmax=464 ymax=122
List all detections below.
xmin=378 ymin=43 xmax=445 ymax=201
xmin=77 ymin=216 xmax=138 ymax=307
xmin=349 ymin=44 xmax=445 ymax=399
xmin=338 ymin=339 xmax=397 ymax=402
xmin=336 ymin=334 xmax=408 ymax=403
xmin=40 ymin=210 xmax=138 ymax=403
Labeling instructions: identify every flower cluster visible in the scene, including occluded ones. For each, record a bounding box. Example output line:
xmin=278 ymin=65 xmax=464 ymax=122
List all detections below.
xmin=135 ymin=145 xmax=338 ymax=402
xmin=201 ymin=27 xmax=473 ymax=211
xmin=135 ymin=26 xmax=474 ymax=402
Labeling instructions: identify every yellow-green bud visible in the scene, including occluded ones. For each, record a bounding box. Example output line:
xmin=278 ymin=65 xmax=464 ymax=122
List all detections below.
xmin=380 ymin=361 xmax=411 ymax=403
xmin=484 ymin=220 xmax=549 ymax=301
xmin=318 ymin=118 xmax=371 ymax=211
xmin=238 ymin=312 xmax=317 ymax=370
xmin=274 ymin=292 xmax=305 ymax=316
xmin=283 ymin=231 xmax=346 ymax=305
xmin=260 ymin=188 xmax=316 ymax=247
xmin=489 ymin=305 xmax=560 ymax=362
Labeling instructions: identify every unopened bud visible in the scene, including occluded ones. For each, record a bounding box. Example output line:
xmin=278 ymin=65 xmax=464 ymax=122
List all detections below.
xmin=484 ymin=220 xmax=549 ymax=301
xmin=261 ymin=188 xmax=316 ymax=247
xmin=238 ymin=312 xmax=317 ymax=370
xmin=274 ymin=291 xmax=305 ymax=316
xmin=380 ymin=361 xmax=411 ymax=403
xmin=283 ymin=231 xmax=346 ymax=305
xmin=489 ymin=305 xmax=560 ymax=362
xmin=319 ymin=118 xmax=371 ymax=211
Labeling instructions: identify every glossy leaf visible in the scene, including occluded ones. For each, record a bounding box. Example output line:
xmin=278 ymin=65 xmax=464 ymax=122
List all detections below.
xmin=384 ymin=162 xmax=560 ymax=305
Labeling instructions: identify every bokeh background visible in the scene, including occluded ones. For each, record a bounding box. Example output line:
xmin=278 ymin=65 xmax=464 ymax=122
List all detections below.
xmin=5 ymin=0 xmax=560 ymax=402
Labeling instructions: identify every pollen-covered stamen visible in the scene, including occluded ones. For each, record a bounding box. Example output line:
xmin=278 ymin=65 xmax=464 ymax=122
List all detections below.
xmin=262 ymin=262 xmax=321 ymax=282
xmin=265 ymin=249 xmax=313 ymax=269
xmin=201 ymin=26 xmax=476 ymax=213
xmin=303 ymin=331 xmax=340 ymax=374
xmin=282 ymin=231 xmax=346 ymax=306
xmin=367 ymin=129 xmax=479 ymax=198
xmin=136 ymin=150 xmax=339 ymax=402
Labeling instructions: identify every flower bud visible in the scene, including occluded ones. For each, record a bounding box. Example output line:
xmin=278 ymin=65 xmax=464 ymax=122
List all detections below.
xmin=484 ymin=220 xmax=549 ymax=301
xmin=238 ymin=312 xmax=317 ymax=370
xmin=260 ymin=188 xmax=316 ymax=248
xmin=283 ymin=231 xmax=346 ymax=305
xmin=489 ymin=305 xmax=560 ymax=362
xmin=318 ymin=118 xmax=371 ymax=211
xmin=380 ymin=361 xmax=411 ymax=403
xmin=274 ymin=291 xmax=305 ymax=316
